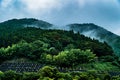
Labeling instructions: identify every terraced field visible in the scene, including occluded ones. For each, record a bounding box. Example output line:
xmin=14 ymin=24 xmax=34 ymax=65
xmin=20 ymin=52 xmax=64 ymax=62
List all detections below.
xmin=0 ymin=62 xmax=120 ymax=77
xmin=0 ymin=62 xmax=44 ymax=72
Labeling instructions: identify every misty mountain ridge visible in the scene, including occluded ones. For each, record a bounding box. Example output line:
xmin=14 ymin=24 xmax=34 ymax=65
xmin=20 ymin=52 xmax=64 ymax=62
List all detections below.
xmin=0 ymin=18 xmax=52 ymax=29
xmin=68 ymin=23 xmax=119 ymax=41
xmin=68 ymin=23 xmax=120 ymax=56
xmin=0 ymin=18 xmax=120 ymax=56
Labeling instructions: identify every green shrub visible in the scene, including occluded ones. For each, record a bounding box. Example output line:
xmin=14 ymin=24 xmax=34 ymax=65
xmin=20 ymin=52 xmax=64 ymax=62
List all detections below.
xmin=0 ymin=71 xmax=4 ymax=80
xmin=55 ymin=72 xmax=72 ymax=80
xmin=39 ymin=66 xmax=58 ymax=79
xmin=23 ymin=72 xmax=39 ymax=80
xmin=3 ymin=70 xmax=20 ymax=80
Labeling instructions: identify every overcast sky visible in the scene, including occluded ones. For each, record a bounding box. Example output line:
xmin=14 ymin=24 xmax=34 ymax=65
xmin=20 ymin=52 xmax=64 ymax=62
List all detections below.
xmin=0 ymin=0 xmax=120 ymax=35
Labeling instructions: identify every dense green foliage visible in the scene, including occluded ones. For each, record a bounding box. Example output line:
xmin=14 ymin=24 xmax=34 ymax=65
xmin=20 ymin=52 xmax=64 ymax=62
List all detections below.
xmin=0 ymin=66 xmax=120 ymax=80
xmin=0 ymin=18 xmax=120 ymax=79
xmin=54 ymin=49 xmax=96 ymax=67
xmin=0 ymin=27 xmax=113 ymax=56
xmin=0 ymin=27 xmax=118 ymax=66
xmin=0 ymin=18 xmax=52 ymax=47
xmin=69 ymin=23 xmax=120 ymax=56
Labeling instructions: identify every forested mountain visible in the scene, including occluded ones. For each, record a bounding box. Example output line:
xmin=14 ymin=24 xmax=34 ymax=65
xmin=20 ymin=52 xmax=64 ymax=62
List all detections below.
xmin=0 ymin=18 xmax=52 ymax=31
xmin=68 ymin=23 xmax=120 ymax=56
xmin=0 ymin=18 xmax=120 ymax=79
xmin=1 ymin=18 xmax=120 ymax=57
xmin=0 ymin=18 xmax=52 ymax=47
xmin=0 ymin=27 xmax=114 ymax=61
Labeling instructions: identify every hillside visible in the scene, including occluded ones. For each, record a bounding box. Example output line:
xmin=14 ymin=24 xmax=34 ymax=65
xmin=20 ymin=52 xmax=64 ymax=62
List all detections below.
xmin=0 ymin=18 xmax=120 ymax=79
xmin=0 ymin=18 xmax=52 ymax=33
xmin=0 ymin=27 xmax=119 ymax=71
xmin=68 ymin=23 xmax=120 ymax=56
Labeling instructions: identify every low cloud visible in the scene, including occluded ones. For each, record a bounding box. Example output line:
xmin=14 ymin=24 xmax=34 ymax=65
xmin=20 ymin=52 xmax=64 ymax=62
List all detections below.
xmin=20 ymin=0 xmax=64 ymax=15
xmin=0 ymin=0 xmax=12 ymax=8
xmin=0 ymin=0 xmax=120 ymax=35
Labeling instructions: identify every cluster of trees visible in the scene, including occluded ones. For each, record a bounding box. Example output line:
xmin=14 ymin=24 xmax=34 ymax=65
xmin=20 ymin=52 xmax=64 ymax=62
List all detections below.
xmin=0 ymin=40 xmax=119 ymax=70
xmin=54 ymin=49 xmax=96 ymax=67
xmin=0 ymin=40 xmax=49 ymax=63
xmin=0 ymin=27 xmax=119 ymax=69
xmin=0 ymin=40 xmax=96 ymax=68
xmin=0 ymin=19 xmax=120 ymax=78
xmin=0 ymin=66 xmax=120 ymax=80
xmin=0 ymin=27 xmax=113 ymax=56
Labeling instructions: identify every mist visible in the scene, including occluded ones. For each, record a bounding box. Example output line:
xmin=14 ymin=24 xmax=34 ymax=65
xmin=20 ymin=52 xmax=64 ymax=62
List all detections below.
xmin=0 ymin=0 xmax=120 ymax=35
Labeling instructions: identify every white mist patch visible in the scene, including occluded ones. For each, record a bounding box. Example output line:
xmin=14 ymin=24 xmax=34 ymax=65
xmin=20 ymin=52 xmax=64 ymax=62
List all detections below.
xmin=81 ymin=30 xmax=96 ymax=38
xmin=49 ymin=25 xmax=70 ymax=31
xmin=81 ymin=30 xmax=104 ymax=42
xmin=24 ymin=24 xmax=51 ymax=29
xmin=24 ymin=24 xmax=39 ymax=28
